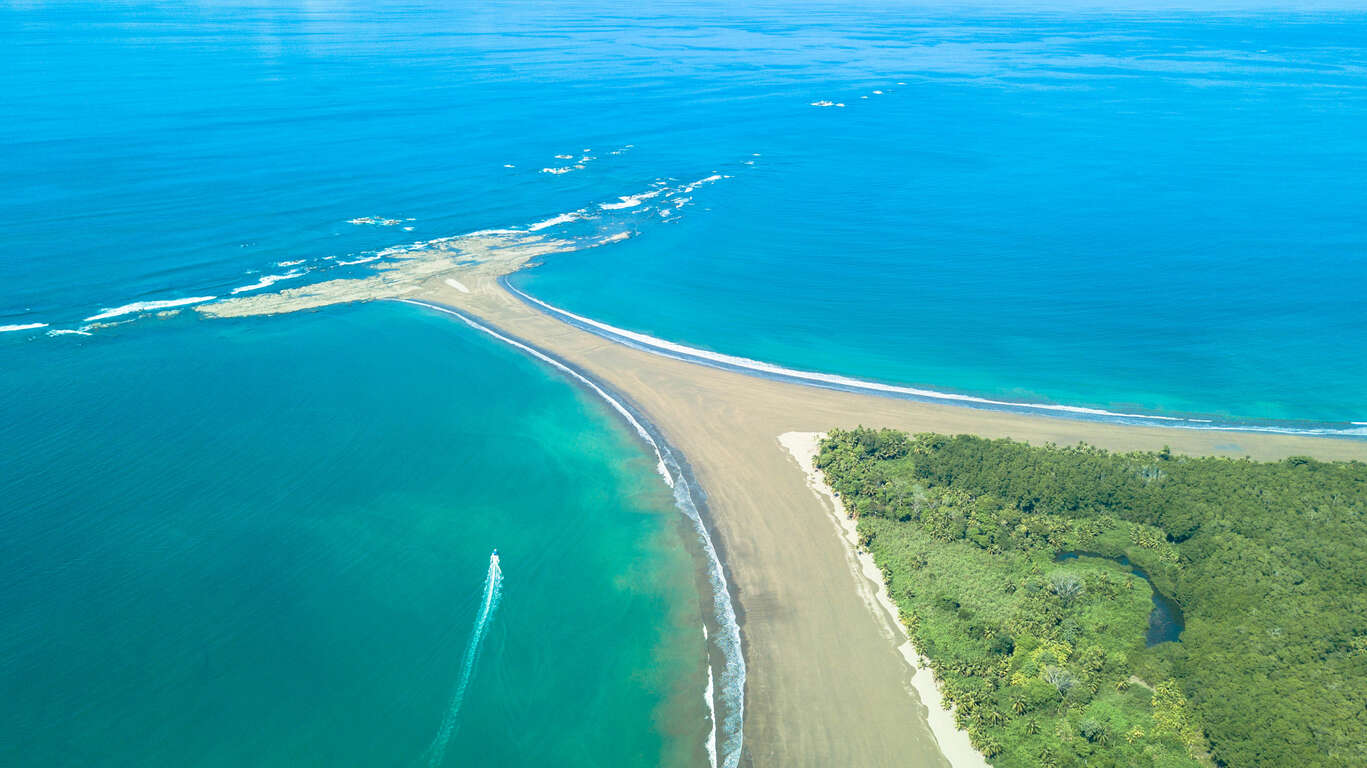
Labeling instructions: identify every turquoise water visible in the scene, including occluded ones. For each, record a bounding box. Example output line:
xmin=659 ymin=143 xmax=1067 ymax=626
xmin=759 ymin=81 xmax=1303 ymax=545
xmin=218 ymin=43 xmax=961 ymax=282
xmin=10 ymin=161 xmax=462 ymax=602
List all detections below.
xmin=0 ymin=304 xmax=709 ymax=767
xmin=4 ymin=1 xmax=1367 ymax=765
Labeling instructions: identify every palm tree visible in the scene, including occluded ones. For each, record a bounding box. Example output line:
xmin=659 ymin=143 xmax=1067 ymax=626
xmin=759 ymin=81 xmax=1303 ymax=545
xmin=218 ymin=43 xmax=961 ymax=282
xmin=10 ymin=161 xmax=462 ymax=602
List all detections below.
xmin=1079 ymin=717 xmax=1108 ymax=744
xmin=1011 ymin=696 xmax=1027 ymax=715
xmin=1049 ymin=572 xmax=1084 ymax=605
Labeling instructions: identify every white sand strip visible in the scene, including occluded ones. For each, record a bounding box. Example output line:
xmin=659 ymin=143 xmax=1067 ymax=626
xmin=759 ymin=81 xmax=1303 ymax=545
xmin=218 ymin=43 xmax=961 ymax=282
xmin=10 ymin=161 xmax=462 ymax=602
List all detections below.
xmin=779 ymin=431 xmax=990 ymax=768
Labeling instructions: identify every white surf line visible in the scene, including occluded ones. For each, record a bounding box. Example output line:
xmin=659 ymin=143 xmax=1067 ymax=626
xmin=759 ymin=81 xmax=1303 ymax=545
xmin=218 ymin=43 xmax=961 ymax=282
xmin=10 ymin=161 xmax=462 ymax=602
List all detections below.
xmin=504 ymin=284 xmax=1187 ymax=421
xmin=780 ymin=432 xmax=989 ymax=768
xmin=398 ymin=298 xmax=745 ymax=768
xmin=230 ymin=269 xmax=305 ymax=294
xmin=0 ymin=322 xmax=48 ymax=332
xmin=504 ymin=283 xmax=1367 ymax=436
xmin=84 ymin=296 xmax=217 ymax=322
xmin=702 ymin=624 xmax=718 ymax=768
xmin=412 ymin=299 xmax=673 ymax=486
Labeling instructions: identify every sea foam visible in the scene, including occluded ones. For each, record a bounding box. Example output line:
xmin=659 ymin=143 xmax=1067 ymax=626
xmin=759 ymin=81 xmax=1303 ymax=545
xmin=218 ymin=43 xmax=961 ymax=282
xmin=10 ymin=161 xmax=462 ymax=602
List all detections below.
xmin=399 ymin=299 xmax=746 ymax=768
xmin=230 ymin=270 xmax=305 ymax=294
xmin=599 ymin=190 xmax=662 ymax=210
xmin=84 ymin=296 xmax=216 ymax=322
xmin=504 ymin=284 xmax=1367 ymax=437
xmin=527 ymin=212 xmax=583 ymax=231
xmin=0 ymin=322 xmax=48 ymax=332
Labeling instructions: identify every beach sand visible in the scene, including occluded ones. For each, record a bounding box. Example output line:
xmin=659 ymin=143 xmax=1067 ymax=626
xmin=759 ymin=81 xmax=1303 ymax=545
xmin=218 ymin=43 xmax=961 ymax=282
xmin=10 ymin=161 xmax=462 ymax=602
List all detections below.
xmin=204 ymin=265 xmax=1367 ymax=767
xmin=780 ymin=431 xmax=988 ymax=768
xmin=402 ymin=275 xmax=1366 ymax=767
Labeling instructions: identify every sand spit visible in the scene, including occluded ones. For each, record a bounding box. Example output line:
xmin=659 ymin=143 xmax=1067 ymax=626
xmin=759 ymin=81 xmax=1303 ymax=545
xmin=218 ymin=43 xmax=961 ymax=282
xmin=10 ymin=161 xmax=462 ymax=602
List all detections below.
xmin=396 ymin=279 xmax=1365 ymax=768
xmin=197 ymin=258 xmax=1367 ymax=768
xmin=198 ymin=230 xmax=574 ymax=319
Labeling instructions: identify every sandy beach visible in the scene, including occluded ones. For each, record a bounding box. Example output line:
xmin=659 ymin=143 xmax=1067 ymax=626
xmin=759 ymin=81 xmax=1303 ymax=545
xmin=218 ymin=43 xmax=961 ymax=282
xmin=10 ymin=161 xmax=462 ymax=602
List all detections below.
xmin=407 ymin=274 xmax=1367 ymax=767
xmin=780 ymin=431 xmax=989 ymax=768
xmin=203 ymin=265 xmax=1367 ymax=767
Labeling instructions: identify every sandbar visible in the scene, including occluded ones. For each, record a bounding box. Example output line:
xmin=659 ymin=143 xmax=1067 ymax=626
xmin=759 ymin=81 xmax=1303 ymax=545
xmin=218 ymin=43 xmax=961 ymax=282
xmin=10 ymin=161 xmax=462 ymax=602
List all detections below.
xmin=198 ymin=255 xmax=1367 ymax=767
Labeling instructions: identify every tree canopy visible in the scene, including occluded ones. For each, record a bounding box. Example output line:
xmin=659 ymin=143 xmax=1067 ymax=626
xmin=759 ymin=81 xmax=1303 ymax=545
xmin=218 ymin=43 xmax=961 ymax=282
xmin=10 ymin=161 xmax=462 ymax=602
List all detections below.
xmin=817 ymin=428 xmax=1367 ymax=768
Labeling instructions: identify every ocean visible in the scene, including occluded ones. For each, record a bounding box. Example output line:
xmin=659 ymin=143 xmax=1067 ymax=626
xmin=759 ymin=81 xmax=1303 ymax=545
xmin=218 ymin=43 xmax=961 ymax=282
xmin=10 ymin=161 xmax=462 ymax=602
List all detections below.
xmin=0 ymin=303 xmax=712 ymax=766
xmin=3 ymin=1 xmax=1366 ymax=765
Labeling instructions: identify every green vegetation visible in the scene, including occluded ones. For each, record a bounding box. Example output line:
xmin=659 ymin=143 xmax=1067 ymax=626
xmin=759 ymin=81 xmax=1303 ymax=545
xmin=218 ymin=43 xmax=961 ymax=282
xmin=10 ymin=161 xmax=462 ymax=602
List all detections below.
xmin=817 ymin=429 xmax=1367 ymax=768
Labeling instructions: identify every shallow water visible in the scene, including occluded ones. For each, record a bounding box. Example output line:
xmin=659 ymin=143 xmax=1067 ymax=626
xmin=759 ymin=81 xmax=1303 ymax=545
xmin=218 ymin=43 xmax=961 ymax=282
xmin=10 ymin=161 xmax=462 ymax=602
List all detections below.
xmin=0 ymin=303 xmax=710 ymax=767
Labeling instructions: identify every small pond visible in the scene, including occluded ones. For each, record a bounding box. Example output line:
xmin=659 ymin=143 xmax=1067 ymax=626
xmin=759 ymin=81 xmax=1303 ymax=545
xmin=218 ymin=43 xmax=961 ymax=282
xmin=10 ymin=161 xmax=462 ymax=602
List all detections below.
xmin=1055 ymin=551 xmax=1185 ymax=646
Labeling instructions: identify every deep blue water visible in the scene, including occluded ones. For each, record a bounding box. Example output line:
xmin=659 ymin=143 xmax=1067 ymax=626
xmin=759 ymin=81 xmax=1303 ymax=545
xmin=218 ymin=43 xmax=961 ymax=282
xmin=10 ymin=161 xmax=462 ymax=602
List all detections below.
xmin=513 ymin=6 xmax=1367 ymax=426
xmin=4 ymin=1 xmax=1365 ymax=425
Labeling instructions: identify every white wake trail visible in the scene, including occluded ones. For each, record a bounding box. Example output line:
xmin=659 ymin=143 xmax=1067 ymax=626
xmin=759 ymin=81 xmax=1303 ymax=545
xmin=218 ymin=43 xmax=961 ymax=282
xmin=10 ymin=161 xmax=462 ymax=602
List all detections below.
xmin=426 ymin=552 xmax=503 ymax=768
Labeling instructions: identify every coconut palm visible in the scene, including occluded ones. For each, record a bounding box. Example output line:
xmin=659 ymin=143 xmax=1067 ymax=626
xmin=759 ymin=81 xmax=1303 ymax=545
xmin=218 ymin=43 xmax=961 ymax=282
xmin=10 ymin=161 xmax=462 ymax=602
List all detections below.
xmin=1049 ymin=572 xmax=1084 ymax=604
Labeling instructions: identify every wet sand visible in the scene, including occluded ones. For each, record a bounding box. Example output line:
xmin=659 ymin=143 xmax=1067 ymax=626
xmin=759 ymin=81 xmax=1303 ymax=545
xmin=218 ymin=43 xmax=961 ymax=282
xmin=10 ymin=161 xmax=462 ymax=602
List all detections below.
xmin=203 ymin=262 xmax=1367 ymax=766
xmin=397 ymin=273 xmax=1365 ymax=767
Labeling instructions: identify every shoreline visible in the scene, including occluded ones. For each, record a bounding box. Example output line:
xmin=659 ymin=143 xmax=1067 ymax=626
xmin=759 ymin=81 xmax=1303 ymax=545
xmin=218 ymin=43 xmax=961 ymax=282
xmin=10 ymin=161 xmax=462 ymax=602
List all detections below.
xmin=779 ymin=432 xmax=989 ymax=768
xmin=191 ymin=216 xmax=1366 ymax=440
xmin=397 ymin=299 xmax=745 ymax=768
xmin=401 ymin=277 xmax=1367 ymax=766
xmin=198 ymin=259 xmax=1367 ymax=766
xmin=499 ymin=278 xmax=1366 ymax=440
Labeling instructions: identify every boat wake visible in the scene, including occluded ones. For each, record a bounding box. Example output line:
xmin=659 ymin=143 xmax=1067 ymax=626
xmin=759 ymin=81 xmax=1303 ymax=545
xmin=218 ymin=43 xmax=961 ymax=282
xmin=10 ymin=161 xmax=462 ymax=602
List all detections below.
xmin=399 ymin=299 xmax=746 ymax=768
xmin=425 ymin=551 xmax=503 ymax=768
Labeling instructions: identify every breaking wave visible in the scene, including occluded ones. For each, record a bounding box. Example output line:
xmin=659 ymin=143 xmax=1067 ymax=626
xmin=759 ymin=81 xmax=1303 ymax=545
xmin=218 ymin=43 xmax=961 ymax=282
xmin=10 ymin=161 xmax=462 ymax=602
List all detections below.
xmin=84 ymin=296 xmax=217 ymax=322
xmin=502 ymin=283 xmax=1367 ymax=439
xmin=397 ymin=299 xmax=746 ymax=768
xmin=230 ymin=270 xmax=304 ymax=294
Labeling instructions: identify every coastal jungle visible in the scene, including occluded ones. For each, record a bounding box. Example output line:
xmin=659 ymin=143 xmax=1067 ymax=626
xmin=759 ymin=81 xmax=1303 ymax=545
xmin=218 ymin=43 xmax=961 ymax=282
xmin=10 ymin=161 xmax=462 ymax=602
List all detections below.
xmin=817 ymin=428 xmax=1367 ymax=768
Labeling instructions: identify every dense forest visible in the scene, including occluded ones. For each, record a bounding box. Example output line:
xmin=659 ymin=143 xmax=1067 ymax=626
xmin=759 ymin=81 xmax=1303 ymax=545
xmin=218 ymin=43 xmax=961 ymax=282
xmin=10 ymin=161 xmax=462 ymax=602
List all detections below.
xmin=816 ymin=429 xmax=1367 ymax=768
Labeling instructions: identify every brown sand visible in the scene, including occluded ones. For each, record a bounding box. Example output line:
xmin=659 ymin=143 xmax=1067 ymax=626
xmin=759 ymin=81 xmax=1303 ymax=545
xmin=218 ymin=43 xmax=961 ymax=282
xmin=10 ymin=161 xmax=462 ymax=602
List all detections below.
xmin=390 ymin=274 xmax=1366 ymax=767
xmin=781 ymin=431 xmax=988 ymax=768
xmin=202 ymin=262 xmax=1367 ymax=766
